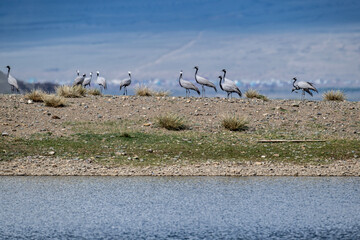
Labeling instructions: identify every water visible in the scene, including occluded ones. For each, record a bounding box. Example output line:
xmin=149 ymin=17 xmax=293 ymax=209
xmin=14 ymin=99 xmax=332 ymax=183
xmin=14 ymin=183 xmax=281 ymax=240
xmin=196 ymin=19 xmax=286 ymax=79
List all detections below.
xmin=1 ymin=177 xmax=360 ymax=239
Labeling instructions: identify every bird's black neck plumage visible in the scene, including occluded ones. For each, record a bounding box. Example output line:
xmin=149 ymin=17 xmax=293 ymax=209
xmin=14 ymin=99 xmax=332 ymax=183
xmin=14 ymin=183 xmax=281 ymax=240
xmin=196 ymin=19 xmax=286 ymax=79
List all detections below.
xmin=194 ymin=68 xmax=199 ymax=83
xmin=219 ymin=77 xmax=224 ymax=91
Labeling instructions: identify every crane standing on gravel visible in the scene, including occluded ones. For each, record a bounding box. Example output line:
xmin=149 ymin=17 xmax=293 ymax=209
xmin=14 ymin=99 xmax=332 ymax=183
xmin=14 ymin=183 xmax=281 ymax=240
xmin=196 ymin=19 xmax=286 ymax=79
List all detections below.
xmin=179 ymin=70 xmax=200 ymax=98
xmin=6 ymin=66 xmax=20 ymax=93
xmin=292 ymin=77 xmax=318 ymax=100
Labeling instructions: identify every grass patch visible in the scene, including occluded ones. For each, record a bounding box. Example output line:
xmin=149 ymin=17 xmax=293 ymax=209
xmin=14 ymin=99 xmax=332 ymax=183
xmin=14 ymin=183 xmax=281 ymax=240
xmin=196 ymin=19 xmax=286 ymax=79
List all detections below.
xmin=1 ymin=131 xmax=359 ymax=166
xmin=135 ymin=85 xmax=170 ymax=97
xmin=24 ymin=90 xmax=46 ymax=102
xmin=87 ymin=88 xmax=102 ymax=96
xmin=42 ymin=94 xmax=66 ymax=107
xmin=323 ymin=90 xmax=346 ymax=101
xmin=156 ymin=114 xmax=187 ymax=131
xmin=56 ymin=85 xmax=87 ymax=98
xmin=135 ymin=85 xmax=153 ymax=96
xmin=245 ymin=89 xmax=269 ymax=101
xmin=221 ymin=115 xmax=248 ymax=131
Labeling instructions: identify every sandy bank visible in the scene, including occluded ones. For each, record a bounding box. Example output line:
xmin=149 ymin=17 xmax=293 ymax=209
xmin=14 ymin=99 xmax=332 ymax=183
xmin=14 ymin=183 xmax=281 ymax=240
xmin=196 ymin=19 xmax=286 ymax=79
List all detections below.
xmin=1 ymin=156 xmax=359 ymax=176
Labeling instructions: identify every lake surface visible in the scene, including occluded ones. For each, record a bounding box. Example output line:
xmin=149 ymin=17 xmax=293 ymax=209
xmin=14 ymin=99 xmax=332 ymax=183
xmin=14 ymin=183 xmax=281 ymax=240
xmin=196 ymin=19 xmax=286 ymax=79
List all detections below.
xmin=1 ymin=177 xmax=360 ymax=239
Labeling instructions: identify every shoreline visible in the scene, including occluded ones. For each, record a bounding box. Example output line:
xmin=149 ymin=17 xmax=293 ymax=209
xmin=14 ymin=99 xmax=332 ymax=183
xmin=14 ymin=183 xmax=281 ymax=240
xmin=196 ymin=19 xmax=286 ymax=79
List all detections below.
xmin=1 ymin=157 xmax=359 ymax=176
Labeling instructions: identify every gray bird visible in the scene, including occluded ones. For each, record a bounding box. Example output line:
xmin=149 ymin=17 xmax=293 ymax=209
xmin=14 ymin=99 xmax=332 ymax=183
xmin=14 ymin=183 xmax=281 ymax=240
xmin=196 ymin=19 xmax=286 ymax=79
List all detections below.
xmin=6 ymin=66 xmax=20 ymax=93
xmin=292 ymin=77 xmax=318 ymax=100
xmin=74 ymin=73 xmax=86 ymax=86
xmin=179 ymin=70 xmax=200 ymax=97
xmin=83 ymin=72 xmax=93 ymax=88
xmin=220 ymin=69 xmax=242 ymax=98
xmin=96 ymin=71 xmax=106 ymax=93
xmin=194 ymin=66 xmax=217 ymax=97
xmin=119 ymin=71 xmax=132 ymax=95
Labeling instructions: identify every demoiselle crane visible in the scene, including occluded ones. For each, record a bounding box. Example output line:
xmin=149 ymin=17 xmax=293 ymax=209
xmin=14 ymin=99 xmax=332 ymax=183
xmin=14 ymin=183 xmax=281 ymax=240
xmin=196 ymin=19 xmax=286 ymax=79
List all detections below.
xmin=74 ymin=73 xmax=86 ymax=86
xmin=119 ymin=71 xmax=132 ymax=95
xmin=83 ymin=72 xmax=93 ymax=88
xmin=179 ymin=70 xmax=200 ymax=98
xmin=6 ymin=66 xmax=20 ymax=93
xmin=220 ymin=69 xmax=242 ymax=98
xmin=194 ymin=66 xmax=217 ymax=97
xmin=96 ymin=71 xmax=106 ymax=93
xmin=292 ymin=77 xmax=318 ymax=100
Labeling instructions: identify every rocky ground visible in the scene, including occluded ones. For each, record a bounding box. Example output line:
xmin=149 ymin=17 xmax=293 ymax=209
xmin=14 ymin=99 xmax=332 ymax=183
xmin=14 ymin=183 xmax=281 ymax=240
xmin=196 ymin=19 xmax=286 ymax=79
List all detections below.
xmin=0 ymin=94 xmax=359 ymax=176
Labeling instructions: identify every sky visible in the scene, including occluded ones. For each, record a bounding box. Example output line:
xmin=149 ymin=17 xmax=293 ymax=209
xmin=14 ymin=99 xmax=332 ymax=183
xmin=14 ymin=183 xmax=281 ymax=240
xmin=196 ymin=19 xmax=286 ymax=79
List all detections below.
xmin=1 ymin=0 xmax=360 ymax=98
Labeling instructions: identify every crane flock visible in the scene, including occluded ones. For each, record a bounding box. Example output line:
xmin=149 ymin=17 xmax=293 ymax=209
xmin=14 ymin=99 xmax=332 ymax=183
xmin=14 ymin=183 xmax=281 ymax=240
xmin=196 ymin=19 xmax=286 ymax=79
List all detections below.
xmin=4 ymin=65 xmax=319 ymax=100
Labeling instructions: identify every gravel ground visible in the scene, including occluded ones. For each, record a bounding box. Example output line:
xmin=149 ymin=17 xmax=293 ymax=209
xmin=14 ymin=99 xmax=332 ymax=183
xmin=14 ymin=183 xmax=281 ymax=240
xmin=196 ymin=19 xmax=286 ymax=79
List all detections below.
xmin=0 ymin=94 xmax=359 ymax=176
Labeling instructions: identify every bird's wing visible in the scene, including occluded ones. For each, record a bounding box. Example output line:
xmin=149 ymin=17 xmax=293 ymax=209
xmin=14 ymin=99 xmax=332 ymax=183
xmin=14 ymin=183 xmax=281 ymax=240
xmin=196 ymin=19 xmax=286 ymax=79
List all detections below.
xmin=120 ymin=78 xmax=131 ymax=87
xmin=183 ymin=80 xmax=199 ymax=91
xmin=197 ymin=75 xmax=216 ymax=88
xmin=74 ymin=76 xmax=85 ymax=84
xmin=306 ymin=82 xmax=318 ymax=92
xmin=83 ymin=77 xmax=91 ymax=85
xmin=8 ymin=74 xmax=19 ymax=89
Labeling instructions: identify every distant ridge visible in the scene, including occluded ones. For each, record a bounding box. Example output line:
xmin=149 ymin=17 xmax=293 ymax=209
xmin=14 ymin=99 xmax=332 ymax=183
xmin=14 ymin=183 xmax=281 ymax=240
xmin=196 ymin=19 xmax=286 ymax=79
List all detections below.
xmin=0 ymin=70 xmax=58 ymax=93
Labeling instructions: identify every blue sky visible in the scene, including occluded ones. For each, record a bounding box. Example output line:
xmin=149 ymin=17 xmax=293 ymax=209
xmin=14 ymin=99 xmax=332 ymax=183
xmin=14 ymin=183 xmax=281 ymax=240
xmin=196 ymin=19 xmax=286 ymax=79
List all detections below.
xmin=1 ymin=0 xmax=360 ymax=97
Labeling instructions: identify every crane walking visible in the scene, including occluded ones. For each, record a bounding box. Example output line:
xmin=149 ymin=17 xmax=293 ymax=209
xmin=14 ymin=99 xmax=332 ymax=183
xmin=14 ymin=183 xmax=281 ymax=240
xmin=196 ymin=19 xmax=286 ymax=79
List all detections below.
xmin=119 ymin=72 xmax=132 ymax=95
xmin=179 ymin=70 xmax=200 ymax=98
xmin=292 ymin=77 xmax=318 ymax=100
xmin=194 ymin=66 xmax=217 ymax=97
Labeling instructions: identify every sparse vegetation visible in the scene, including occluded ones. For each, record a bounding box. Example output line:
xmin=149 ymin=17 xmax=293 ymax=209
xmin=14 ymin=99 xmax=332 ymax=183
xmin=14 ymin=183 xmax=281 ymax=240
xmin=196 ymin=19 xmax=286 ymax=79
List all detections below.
xmin=245 ymin=89 xmax=269 ymax=101
xmin=135 ymin=85 xmax=170 ymax=97
xmin=221 ymin=115 xmax=248 ymax=131
xmin=42 ymin=94 xmax=66 ymax=107
xmin=24 ymin=90 xmax=46 ymax=102
xmin=87 ymin=89 xmax=102 ymax=96
xmin=323 ymin=90 xmax=346 ymax=101
xmin=135 ymin=85 xmax=153 ymax=96
xmin=56 ymin=85 xmax=87 ymax=98
xmin=156 ymin=114 xmax=187 ymax=130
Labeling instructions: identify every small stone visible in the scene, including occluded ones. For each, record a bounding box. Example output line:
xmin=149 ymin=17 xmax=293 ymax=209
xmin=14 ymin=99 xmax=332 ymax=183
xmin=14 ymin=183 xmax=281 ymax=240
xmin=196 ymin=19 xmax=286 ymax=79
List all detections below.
xmin=261 ymin=155 xmax=266 ymax=158
xmin=143 ymin=123 xmax=152 ymax=127
xmin=291 ymin=103 xmax=299 ymax=107
xmin=146 ymin=149 xmax=153 ymax=153
xmin=27 ymin=100 xmax=33 ymax=104
xmin=52 ymin=115 xmax=61 ymax=119
xmin=98 ymin=115 xmax=102 ymax=118
xmin=48 ymin=151 xmax=55 ymax=155
xmin=2 ymin=132 xmax=9 ymax=136
xmin=273 ymin=154 xmax=280 ymax=157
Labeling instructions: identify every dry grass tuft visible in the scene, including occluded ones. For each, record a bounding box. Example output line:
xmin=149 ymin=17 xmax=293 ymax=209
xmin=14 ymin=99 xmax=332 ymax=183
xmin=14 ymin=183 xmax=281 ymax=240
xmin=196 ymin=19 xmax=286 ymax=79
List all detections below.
xmin=24 ymin=90 xmax=46 ymax=102
xmin=221 ymin=115 xmax=248 ymax=131
xmin=323 ymin=90 xmax=346 ymax=101
xmin=87 ymin=89 xmax=102 ymax=96
xmin=43 ymin=94 xmax=66 ymax=107
xmin=156 ymin=114 xmax=187 ymax=131
xmin=245 ymin=89 xmax=269 ymax=101
xmin=56 ymin=85 xmax=87 ymax=98
xmin=135 ymin=86 xmax=153 ymax=96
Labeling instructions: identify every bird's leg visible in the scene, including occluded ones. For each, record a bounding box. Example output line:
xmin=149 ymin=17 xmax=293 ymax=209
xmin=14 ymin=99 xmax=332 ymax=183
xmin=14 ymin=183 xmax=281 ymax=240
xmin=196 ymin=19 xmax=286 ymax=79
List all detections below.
xmin=202 ymin=86 xmax=204 ymax=98
xmin=302 ymin=90 xmax=305 ymax=101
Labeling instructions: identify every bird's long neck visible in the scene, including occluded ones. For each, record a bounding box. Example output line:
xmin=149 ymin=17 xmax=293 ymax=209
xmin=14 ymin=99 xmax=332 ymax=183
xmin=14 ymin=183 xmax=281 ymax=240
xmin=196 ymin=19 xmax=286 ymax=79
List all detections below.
xmin=129 ymin=73 xmax=131 ymax=80
xmin=219 ymin=77 xmax=224 ymax=91
xmin=292 ymin=79 xmax=297 ymax=87
xmin=194 ymin=68 xmax=198 ymax=82
xmin=222 ymin=71 xmax=226 ymax=81
xmin=179 ymin=73 xmax=182 ymax=86
xmin=7 ymin=68 xmax=10 ymax=78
